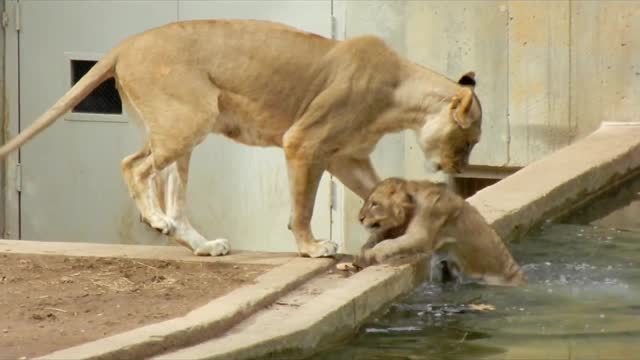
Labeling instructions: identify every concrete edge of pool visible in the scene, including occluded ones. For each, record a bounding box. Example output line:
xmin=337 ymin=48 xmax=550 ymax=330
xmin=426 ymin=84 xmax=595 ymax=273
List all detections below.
xmin=151 ymin=122 xmax=640 ymax=360
xmin=14 ymin=122 xmax=640 ymax=359
xmin=469 ymin=122 xmax=640 ymax=240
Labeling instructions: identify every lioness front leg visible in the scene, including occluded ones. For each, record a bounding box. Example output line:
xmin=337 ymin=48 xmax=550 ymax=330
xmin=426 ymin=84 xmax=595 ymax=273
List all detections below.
xmin=158 ymin=153 xmax=229 ymax=256
xmin=328 ymin=156 xmax=380 ymax=200
xmin=283 ymin=137 xmax=338 ymax=258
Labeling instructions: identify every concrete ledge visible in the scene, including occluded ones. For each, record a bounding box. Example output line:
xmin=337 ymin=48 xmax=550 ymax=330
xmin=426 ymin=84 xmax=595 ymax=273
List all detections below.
xmin=154 ymin=255 xmax=428 ymax=360
xmin=156 ymin=123 xmax=640 ymax=359
xmin=0 ymin=239 xmax=296 ymax=266
xmin=468 ymin=123 xmax=640 ymax=240
xmin=8 ymin=241 xmax=335 ymax=360
xmin=16 ymin=123 xmax=640 ymax=360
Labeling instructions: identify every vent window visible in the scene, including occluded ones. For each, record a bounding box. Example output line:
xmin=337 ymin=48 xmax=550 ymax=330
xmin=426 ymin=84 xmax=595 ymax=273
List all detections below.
xmin=70 ymin=60 xmax=122 ymax=114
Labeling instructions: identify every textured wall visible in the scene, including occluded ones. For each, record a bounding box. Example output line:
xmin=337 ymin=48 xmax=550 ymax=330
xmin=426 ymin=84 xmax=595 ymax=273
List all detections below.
xmin=334 ymin=0 xmax=408 ymax=253
xmin=405 ymin=0 xmax=640 ymax=170
xmin=338 ymin=0 xmax=640 ymax=251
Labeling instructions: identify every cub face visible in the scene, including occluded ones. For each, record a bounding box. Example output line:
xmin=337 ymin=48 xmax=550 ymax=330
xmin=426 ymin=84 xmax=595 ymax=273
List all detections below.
xmin=358 ymin=178 xmax=414 ymax=234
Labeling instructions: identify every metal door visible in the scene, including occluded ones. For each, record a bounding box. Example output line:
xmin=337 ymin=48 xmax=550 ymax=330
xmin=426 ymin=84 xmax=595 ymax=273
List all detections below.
xmin=177 ymin=0 xmax=334 ymax=252
xmin=13 ymin=0 xmax=333 ymax=252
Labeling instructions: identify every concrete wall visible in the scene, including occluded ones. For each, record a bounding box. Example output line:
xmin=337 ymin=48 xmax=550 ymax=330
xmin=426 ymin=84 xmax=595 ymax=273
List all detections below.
xmin=333 ymin=0 xmax=408 ymax=253
xmin=3 ymin=1 xmax=637 ymax=249
xmin=336 ymin=0 xmax=640 ymax=251
xmin=404 ymin=0 xmax=640 ymax=173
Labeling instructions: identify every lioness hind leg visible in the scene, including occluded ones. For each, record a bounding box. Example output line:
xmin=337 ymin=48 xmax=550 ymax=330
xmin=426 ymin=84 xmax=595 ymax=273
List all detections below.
xmin=121 ymin=144 xmax=149 ymax=198
xmin=122 ymin=143 xmax=169 ymax=229
xmin=118 ymin=68 xmax=229 ymax=253
xmin=122 ymin=150 xmax=176 ymax=235
xmin=161 ymin=153 xmax=230 ymax=256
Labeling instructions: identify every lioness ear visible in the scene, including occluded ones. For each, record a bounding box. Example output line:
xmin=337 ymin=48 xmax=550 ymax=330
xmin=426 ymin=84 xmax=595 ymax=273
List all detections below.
xmin=458 ymin=71 xmax=476 ymax=88
xmin=450 ymin=87 xmax=474 ymax=129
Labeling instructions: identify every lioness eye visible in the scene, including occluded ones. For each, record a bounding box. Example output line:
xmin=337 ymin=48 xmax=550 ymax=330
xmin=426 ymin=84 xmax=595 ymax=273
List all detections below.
xmin=371 ymin=201 xmax=380 ymax=208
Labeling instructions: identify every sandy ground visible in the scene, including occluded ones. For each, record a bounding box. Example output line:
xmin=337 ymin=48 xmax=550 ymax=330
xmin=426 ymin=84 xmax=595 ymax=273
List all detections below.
xmin=0 ymin=253 xmax=271 ymax=359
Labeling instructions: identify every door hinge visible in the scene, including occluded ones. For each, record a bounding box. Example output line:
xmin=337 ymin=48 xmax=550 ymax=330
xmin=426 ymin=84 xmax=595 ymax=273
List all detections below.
xmin=329 ymin=178 xmax=337 ymax=210
xmin=1 ymin=11 xmax=8 ymax=29
xmin=15 ymin=162 xmax=22 ymax=193
xmin=15 ymin=0 xmax=20 ymax=32
xmin=330 ymin=14 xmax=337 ymax=40
xmin=3 ymin=1 xmax=21 ymax=31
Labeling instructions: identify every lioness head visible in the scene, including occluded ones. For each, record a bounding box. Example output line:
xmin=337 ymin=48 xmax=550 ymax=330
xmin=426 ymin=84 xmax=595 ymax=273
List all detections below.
xmin=418 ymin=72 xmax=482 ymax=182
xmin=358 ymin=178 xmax=414 ymax=233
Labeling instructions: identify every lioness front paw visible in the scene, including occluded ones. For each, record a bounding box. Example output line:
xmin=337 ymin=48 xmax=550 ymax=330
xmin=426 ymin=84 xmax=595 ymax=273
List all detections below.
xmin=300 ymin=240 xmax=338 ymax=258
xmin=194 ymin=238 xmax=230 ymax=257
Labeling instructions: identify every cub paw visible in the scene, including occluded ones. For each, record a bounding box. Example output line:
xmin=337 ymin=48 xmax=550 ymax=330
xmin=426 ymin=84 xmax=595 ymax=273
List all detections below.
xmin=194 ymin=238 xmax=230 ymax=257
xmin=353 ymin=254 xmax=372 ymax=269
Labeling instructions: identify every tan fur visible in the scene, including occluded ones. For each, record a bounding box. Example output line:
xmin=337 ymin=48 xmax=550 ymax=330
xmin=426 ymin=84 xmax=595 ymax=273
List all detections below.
xmin=0 ymin=20 xmax=483 ymax=258
xmin=357 ymin=178 xmax=527 ymax=287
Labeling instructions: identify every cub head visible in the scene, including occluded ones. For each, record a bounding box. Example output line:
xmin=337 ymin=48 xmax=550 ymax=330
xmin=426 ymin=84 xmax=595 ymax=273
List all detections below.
xmin=418 ymin=71 xmax=482 ymax=182
xmin=358 ymin=178 xmax=415 ymax=234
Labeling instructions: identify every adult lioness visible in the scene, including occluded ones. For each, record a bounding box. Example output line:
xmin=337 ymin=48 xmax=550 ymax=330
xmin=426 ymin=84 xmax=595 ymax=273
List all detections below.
xmin=357 ymin=178 xmax=526 ymax=287
xmin=0 ymin=20 xmax=482 ymax=258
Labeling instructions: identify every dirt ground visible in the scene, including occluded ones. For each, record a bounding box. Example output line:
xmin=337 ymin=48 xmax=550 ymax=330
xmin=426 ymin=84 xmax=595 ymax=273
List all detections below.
xmin=0 ymin=253 xmax=272 ymax=359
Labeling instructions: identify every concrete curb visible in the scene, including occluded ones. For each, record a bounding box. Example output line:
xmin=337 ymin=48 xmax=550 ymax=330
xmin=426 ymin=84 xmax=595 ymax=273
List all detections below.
xmin=154 ymin=255 xmax=429 ymax=360
xmin=0 ymin=239 xmax=297 ymax=266
xmin=35 ymin=255 xmax=334 ymax=360
xmin=154 ymin=123 xmax=640 ymax=359
xmin=18 ymin=123 xmax=640 ymax=360
xmin=468 ymin=124 xmax=640 ymax=240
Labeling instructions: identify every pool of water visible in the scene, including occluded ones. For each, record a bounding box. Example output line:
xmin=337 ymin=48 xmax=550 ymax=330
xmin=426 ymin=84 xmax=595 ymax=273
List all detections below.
xmin=310 ymin=223 xmax=640 ymax=360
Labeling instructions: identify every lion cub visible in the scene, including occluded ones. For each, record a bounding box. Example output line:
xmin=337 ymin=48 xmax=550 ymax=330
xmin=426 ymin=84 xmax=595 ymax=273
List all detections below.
xmin=356 ymin=178 xmax=527 ymax=287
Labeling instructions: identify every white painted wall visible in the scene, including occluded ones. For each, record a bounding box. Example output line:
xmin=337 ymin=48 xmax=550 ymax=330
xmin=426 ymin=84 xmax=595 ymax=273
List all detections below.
xmin=4 ymin=0 xmax=639 ymax=254
xmin=6 ymin=0 xmax=333 ymax=254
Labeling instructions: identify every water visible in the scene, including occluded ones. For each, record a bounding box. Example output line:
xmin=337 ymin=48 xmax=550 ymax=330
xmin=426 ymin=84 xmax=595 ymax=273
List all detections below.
xmin=310 ymin=223 xmax=640 ymax=360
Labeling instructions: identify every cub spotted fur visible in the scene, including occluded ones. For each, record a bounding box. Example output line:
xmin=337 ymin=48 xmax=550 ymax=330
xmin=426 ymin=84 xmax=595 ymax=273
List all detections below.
xmin=357 ymin=178 xmax=527 ymax=287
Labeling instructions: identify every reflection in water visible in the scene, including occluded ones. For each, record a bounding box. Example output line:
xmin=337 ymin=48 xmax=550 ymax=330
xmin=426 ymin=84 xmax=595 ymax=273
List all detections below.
xmin=310 ymin=224 xmax=640 ymax=360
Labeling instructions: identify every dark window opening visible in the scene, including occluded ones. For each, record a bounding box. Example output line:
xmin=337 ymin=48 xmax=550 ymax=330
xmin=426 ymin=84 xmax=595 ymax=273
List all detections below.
xmin=455 ymin=177 xmax=501 ymax=199
xmin=71 ymin=60 xmax=122 ymax=114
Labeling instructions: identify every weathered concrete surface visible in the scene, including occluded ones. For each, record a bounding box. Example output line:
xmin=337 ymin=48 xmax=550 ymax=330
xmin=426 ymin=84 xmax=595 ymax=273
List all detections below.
xmin=0 ymin=239 xmax=295 ymax=265
xmin=154 ymin=255 xmax=428 ymax=360
xmin=154 ymin=123 xmax=640 ymax=359
xmin=17 ymin=122 xmax=640 ymax=360
xmin=469 ymin=123 xmax=640 ymax=240
xmin=1 ymin=240 xmax=334 ymax=360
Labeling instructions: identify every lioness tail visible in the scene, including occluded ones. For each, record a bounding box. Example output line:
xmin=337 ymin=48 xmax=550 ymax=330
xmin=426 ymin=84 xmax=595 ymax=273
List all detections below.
xmin=0 ymin=49 xmax=119 ymax=158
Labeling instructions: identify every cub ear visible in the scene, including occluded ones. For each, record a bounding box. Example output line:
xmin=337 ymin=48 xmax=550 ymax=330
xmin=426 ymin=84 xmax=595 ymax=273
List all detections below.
xmin=457 ymin=71 xmax=476 ymax=88
xmin=450 ymin=87 xmax=474 ymax=129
